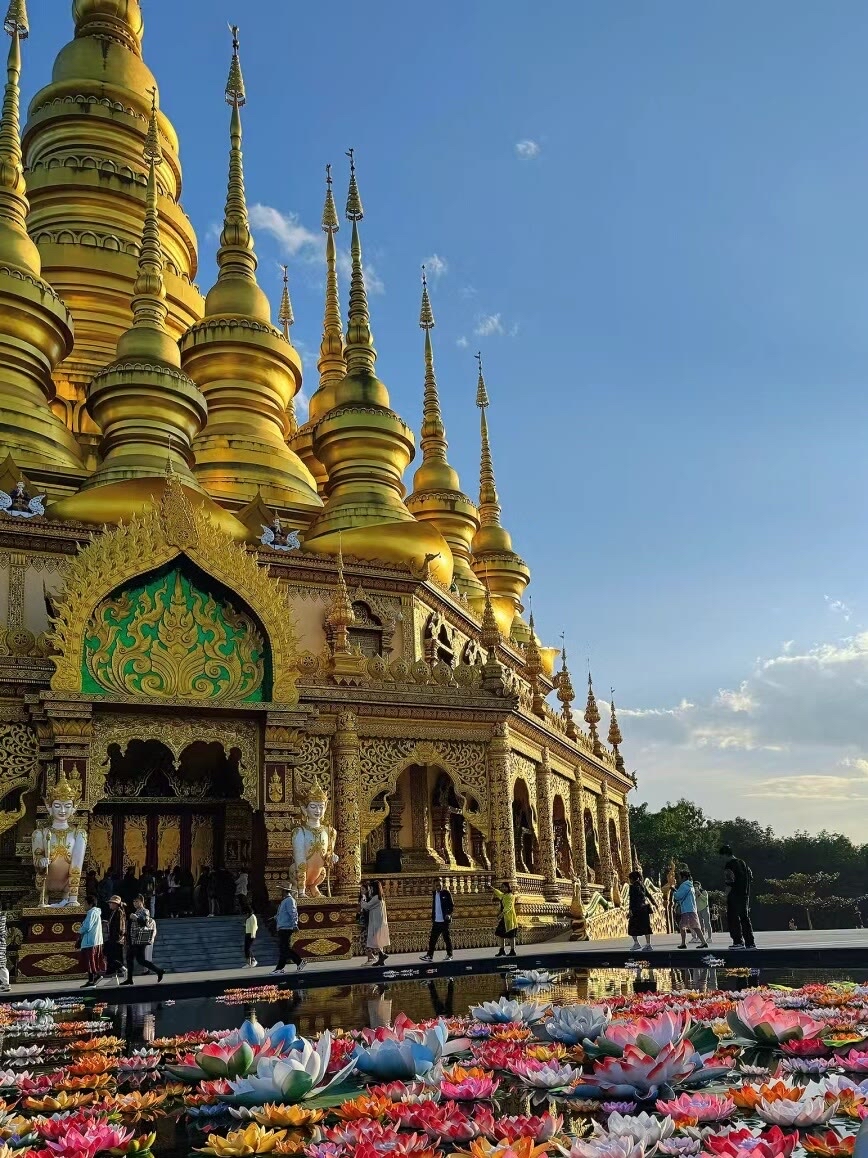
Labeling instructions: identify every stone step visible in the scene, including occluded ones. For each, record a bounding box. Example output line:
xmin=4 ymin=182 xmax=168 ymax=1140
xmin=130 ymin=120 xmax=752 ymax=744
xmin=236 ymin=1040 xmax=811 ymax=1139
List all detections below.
xmin=144 ymin=916 xmax=279 ymax=973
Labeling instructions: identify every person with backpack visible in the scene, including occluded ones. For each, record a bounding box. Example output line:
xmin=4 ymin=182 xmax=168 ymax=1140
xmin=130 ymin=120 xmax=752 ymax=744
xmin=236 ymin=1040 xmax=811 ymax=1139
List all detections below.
xmin=627 ymin=869 xmax=656 ymax=952
xmin=122 ymin=895 xmax=164 ymax=984
xmin=718 ymin=843 xmax=756 ymax=949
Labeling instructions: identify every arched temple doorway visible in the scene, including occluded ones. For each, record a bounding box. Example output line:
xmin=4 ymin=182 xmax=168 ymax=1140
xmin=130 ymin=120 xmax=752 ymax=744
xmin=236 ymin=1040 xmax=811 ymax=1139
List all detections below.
xmin=86 ymin=738 xmax=251 ymax=884
xmin=553 ymin=794 xmax=573 ymax=878
xmin=584 ymin=806 xmax=600 ymax=883
xmin=511 ymin=778 xmax=539 ymax=874
xmin=363 ymin=764 xmax=488 ymax=873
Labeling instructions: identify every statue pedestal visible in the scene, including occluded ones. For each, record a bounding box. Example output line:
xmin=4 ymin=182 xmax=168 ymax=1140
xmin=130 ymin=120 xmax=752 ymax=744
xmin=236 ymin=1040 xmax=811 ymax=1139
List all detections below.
xmin=18 ymin=907 xmax=86 ymax=980
xmin=295 ymin=898 xmax=358 ymax=960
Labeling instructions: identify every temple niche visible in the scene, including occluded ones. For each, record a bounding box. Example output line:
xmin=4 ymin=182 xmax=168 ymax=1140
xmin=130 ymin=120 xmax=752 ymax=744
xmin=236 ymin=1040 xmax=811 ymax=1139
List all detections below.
xmin=0 ymin=1 xmax=639 ymax=973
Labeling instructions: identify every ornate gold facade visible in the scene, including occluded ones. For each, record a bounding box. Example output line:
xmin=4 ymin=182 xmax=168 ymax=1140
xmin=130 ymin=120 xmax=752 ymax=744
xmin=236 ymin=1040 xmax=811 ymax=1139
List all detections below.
xmin=0 ymin=2 xmax=636 ymax=957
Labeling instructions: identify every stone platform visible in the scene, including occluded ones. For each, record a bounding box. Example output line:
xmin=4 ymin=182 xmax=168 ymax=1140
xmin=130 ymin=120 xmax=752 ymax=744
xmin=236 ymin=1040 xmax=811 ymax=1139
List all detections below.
xmin=6 ymin=927 xmax=867 ymax=1002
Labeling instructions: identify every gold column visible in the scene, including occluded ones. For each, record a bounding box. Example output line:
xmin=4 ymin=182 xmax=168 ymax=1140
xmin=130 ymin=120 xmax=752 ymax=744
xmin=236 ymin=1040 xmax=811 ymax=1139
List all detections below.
xmin=488 ymin=723 xmax=516 ymax=887
xmin=331 ymin=710 xmax=361 ymax=896
xmin=569 ymin=772 xmax=589 ymax=895
xmin=618 ymin=799 xmax=633 ymax=882
xmin=535 ymin=747 xmax=558 ymax=901
xmin=596 ymin=780 xmax=615 ymax=901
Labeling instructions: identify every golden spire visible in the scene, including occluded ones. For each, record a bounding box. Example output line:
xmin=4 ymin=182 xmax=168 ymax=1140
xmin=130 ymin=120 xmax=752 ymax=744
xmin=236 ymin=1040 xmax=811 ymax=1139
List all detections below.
xmin=326 ymin=541 xmax=356 ymax=656
xmin=475 ymin=352 xmax=500 ymax=526
xmin=557 ymin=644 xmax=578 ymax=741
xmin=114 ymin=89 xmax=175 ymax=364
xmin=343 ymin=148 xmax=376 ymax=377
xmin=608 ymin=690 xmax=625 ymax=771
xmin=480 ymin=581 xmax=502 ymax=653
xmin=181 ymin=26 xmax=320 ymax=523
xmin=303 ymin=154 xmax=452 ymax=583
xmin=470 ymin=353 xmax=530 ymax=632
xmin=214 ymin=24 xmax=257 ymax=297
xmin=585 ymin=670 xmax=602 ymax=755
xmin=407 ymin=270 xmax=482 ymax=602
xmin=0 ymin=1 xmax=81 ymax=474
xmin=289 ymin=164 xmax=345 ymax=492
xmin=279 ymin=265 xmax=294 ymax=338
xmin=523 ymin=609 xmax=544 ymax=715
xmin=0 ymin=0 xmax=35 ymax=273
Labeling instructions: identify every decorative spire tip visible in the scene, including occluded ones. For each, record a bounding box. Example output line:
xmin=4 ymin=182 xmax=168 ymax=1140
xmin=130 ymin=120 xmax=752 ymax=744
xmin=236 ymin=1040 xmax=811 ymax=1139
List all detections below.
xmin=345 ymin=148 xmax=364 ymax=221
xmin=4 ymin=0 xmax=27 ymax=38
xmin=143 ymin=87 xmax=162 ymax=165
xmin=225 ymin=23 xmax=246 ymax=107
xmin=419 ymin=265 xmax=435 ymax=329
xmin=475 ymin=351 xmax=490 ymax=408
xmin=322 ymin=162 xmax=340 ymax=232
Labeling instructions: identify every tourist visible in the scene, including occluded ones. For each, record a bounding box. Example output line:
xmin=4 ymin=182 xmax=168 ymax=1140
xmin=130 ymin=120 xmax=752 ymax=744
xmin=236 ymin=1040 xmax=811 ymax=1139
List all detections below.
xmin=167 ymin=866 xmax=180 ymax=917
xmin=122 ymin=895 xmax=164 ymax=985
xmin=492 ymin=881 xmax=518 ymax=957
xmin=105 ymin=895 xmax=127 ymax=984
xmin=78 ymin=894 xmax=105 ymax=988
xmin=789 ymin=917 xmax=798 ymax=931
xmin=119 ymin=866 xmax=139 ymax=908
xmin=674 ymin=871 xmax=709 ymax=949
xmin=195 ymin=866 xmax=212 ymax=916
xmin=272 ymin=884 xmax=304 ymax=974
xmin=627 ymin=869 xmax=655 ymax=952
xmin=140 ymin=865 xmax=156 ymax=917
xmin=235 ymin=868 xmax=249 ymax=913
xmin=0 ymin=903 xmax=10 ymax=993
xmin=718 ymin=844 xmax=756 ymax=949
xmin=360 ymin=880 xmax=390 ymax=966
xmin=695 ymin=880 xmax=713 ymax=944
xmin=242 ymin=899 xmax=258 ymax=968
xmin=420 ymin=876 xmax=454 ymax=962
xmin=154 ymin=870 xmax=169 ymax=920
xmin=359 ymin=882 xmax=376 ymax=964
xmin=97 ymin=869 xmax=114 ymax=916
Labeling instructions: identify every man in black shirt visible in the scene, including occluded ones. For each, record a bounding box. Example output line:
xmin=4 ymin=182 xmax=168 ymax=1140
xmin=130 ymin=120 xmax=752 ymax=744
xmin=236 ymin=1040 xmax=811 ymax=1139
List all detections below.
xmin=420 ymin=877 xmax=454 ymax=962
xmin=718 ymin=844 xmax=756 ymax=949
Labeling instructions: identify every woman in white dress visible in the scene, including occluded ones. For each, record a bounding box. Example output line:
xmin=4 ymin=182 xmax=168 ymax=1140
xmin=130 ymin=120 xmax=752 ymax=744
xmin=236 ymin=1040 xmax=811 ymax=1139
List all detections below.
xmin=360 ymin=880 xmax=390 ymax=966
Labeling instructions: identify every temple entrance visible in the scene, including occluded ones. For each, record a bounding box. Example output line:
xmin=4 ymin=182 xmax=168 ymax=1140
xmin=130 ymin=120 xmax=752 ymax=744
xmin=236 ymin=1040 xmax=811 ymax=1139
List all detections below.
xmin=362 ymin=764 xmax=489 ymax=873
xmin=86 ymin=738 xmax=253 ymax=894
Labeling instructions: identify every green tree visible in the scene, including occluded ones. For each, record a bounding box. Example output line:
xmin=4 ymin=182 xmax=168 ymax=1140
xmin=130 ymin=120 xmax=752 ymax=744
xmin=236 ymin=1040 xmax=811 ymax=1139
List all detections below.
xmin=630 ymin=798 xmax=720 ymax=881
xmin=757 ymin=872 xmax=857 ymax=930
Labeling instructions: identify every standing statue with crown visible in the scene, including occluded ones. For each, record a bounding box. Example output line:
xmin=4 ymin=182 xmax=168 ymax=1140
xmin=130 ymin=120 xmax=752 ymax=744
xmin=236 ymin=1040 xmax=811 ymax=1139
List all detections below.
xmin=31 ymin=772 xmax=87 ymax=908
xmin=289 ymin=781 xmax=338 ymax=899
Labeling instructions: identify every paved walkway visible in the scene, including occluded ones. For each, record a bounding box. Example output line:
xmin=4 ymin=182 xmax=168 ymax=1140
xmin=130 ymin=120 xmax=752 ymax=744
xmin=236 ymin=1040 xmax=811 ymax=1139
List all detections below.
xmin=11 ymin=927 xmax=868 ymax=1003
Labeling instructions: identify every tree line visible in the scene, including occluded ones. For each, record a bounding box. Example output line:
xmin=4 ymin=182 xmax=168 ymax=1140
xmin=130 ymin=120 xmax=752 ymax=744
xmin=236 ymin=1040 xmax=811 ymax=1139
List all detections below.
xmin=630 ymin=798 xmax=867 ymax=930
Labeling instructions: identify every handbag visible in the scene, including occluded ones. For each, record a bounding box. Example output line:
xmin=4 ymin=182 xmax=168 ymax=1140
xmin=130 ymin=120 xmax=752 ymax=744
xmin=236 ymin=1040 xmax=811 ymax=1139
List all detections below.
xmin=129 ymin=915 xmax=154 ymax=946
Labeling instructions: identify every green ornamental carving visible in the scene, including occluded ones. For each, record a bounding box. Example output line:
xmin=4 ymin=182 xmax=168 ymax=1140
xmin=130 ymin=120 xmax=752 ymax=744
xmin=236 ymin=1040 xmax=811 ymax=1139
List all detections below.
xmin=83 ymin=566 xmax=267 ymax=702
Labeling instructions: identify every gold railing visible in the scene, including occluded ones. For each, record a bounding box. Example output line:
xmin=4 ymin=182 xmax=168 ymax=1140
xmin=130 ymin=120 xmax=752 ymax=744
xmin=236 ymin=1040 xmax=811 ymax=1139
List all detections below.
xmin=377 ymin=871 xmax=494 ymax=898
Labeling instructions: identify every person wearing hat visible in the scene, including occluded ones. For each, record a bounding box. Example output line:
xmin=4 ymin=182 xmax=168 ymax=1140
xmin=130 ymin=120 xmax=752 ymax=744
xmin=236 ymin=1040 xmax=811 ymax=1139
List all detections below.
xmin=105 ymin=895 xmax=127 ymax=984
xmin=272 ymin=885 xmax=304 ymax=974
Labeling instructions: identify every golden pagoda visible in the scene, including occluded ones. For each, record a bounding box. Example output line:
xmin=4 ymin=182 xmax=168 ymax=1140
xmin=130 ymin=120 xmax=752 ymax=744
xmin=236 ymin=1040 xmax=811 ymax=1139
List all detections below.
xmin=0 ymin=3 xmax=637 ymax=978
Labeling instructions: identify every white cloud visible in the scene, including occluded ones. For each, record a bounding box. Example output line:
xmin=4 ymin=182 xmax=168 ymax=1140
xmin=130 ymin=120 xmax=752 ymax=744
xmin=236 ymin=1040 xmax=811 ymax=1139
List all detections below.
xmin=475 ymin=313 xmax=505 ymax=337
xmin=515 ymin=139 xmax=541 ymax=160
xmin=335 ymin=249 xmax=385 ymax=295
xmin=423 ymin=254 xmax=448 ymax=279
xmin=456 ymin=336 xmax=469 ymax=348
xmin=619 ymin=629 xmax=868 ymax=836
xmin=825 ymin=595 xmax=853 ymax=622
xmin=249 ymin=205 xmax=321 ymax=259
xmin=461 ymin=285 xmax=477 ymax=299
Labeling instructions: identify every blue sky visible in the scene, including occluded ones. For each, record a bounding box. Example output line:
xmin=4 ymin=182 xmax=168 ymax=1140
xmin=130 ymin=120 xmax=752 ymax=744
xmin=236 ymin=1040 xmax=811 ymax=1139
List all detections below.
xmin=25 ymin=2 xmax=868 ymax=837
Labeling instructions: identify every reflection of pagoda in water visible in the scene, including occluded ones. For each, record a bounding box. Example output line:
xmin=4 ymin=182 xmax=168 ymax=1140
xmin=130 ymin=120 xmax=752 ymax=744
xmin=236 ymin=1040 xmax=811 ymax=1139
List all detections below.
xmin=0 ymin=1 xmax=637 ymax=970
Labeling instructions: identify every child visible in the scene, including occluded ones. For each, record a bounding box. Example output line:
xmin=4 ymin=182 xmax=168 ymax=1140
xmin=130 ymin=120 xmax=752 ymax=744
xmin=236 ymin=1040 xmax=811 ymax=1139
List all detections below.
xmin=243 ymin=900 xmax=258 ymax=968
xmin=627 ymin=869 xmax=655 ymax=952
xmin=673 ymin=871 xmax=709 ymax=950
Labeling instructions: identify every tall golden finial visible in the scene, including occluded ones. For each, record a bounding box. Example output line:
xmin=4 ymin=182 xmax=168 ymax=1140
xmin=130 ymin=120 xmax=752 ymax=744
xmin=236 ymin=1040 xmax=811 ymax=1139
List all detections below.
xmin=608 ymin=689 xmax=625 ymax=771
xmin=417 ymin=266 xmax=448 ymax=462
xmin=278 ymin=265 xmax=294 ymax=338
xmin=480 ymin=578 xmax=502 ymax=653
xmin=0 ymin=0 xmax=32 ymax=267
xmin=344 ymin=149 xmax=376 ymax=376
xmin=128 ymin=87 xmax=167 ymax=336
xmin=585 ymin=669 xmax=602 ymax=755
xmin=326 ymin=538 xmax=356 ymax=656
xmin=523 ymin=608 xmax=544 ymax=715
xmin=557 ymin=642 xmax=578 ymax=741
xmin=216 ymin=24 xmax=256 ymax=286
xmin=475 ymin=351 xmax=501 ymax=526
xmin=317 ymin=163 xmax=346 ymax=394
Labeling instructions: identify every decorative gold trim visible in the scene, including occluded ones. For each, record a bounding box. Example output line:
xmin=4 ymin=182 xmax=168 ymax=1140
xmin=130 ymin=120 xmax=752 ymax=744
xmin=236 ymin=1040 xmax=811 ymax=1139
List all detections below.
xmin=49 ymin=477 xmax=299 ymax=704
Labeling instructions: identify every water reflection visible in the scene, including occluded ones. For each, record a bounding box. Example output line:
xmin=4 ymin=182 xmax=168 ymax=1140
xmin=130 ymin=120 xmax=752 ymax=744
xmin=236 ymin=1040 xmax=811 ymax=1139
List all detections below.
xmin=91 ymin=963 xmax=861 ymax=1048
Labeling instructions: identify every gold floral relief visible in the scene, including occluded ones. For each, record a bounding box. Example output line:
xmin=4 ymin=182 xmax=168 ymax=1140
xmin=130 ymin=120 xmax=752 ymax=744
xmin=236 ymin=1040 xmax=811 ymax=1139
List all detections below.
xmin=83 ymin=568 xmax=265 ymax=702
